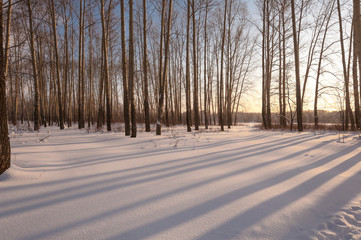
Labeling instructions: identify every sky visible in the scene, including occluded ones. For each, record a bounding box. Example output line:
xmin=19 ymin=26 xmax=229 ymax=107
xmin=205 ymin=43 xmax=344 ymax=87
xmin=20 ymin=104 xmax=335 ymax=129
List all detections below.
xmin=240 ymin=0 xmax=353 ymax=113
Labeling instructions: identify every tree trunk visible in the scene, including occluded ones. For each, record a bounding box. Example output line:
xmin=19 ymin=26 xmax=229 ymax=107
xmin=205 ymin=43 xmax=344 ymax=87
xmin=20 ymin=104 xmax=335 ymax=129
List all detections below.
xmin=314 ymin=1 xmax=334 ymax=129
xmin=88 ymin=13 xmax=93 ymax=128
xmin=81 ymin=0 xmax=86 ymax=129
xmin=129 ymin=0 xmax=136 ymax=137
xmin=0 ymin=0 xmax=10 ymax=175
xmin=278 ymin=3 xmax=283 ymax=127
xmin=68 ymin=24 xmax=75 ymax=127
xmin=120 ymin=0 xmax=130 ymax=136
xmin=353 ymin=33 xmax=361 ymax=129
xmin=219 ymin=0 xmax=227 ymax=132
xmin=226 ymin=0 xmax=232 ymax=129
xmin=282 ymin=0 xmax=287 ymax=128
xmin=27 ymin=0 xmax=40 ymax=131
xmin=353 ymin=0 xmax=361 ymax=129
xmin=97 ymin=42 xmax=104 ymax=129
xmin=143 ymin=0 xmax=150 ymax=132
xmin=265 ymin=0 xmax=272 ymax=129
xmin=186 ymin=0 xmax=192 ymax=132
xmin=192 ymin=0 xmax=199 ymax=130
xmin=204 ymin=0 xmax=209 ymax=129
xmin=337 ymin=0 xmax=355 ymax=130
xmin=78 ymin=0 xmax=84 ymax=129
xmin=291 ymin=0 xmax=303 ymax=132
xmin=13 ymin=59 xmax=18 ymax=126
xmin=100 ymin=0 xmax=112 ymax=132
xmin=4 ymin=0 xmax=11 ymax=79
xmin=156 ymin=0 xmax=173 ymax=135
xmin=261 ymin=0 xmax=267 ymax=129
xmin=156 ymin=0 xmax=166 ymax=135
xmin=63 ymin=3 xmax=69 ymax=127
xmin=50 ymin=0 xmax=64 ymax=130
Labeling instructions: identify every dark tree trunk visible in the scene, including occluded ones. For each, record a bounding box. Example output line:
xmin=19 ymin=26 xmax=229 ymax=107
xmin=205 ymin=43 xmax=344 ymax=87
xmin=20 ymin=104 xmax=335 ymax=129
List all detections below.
xmin=186 ymin=0 xmax=192 ymax=132
xmin=63 ymin=4 xmax=69 ymax=128
xmin=337 ymin=0 xmax=355 ymax=130
xmin=192 ymin=0 xmax=199 ymax=130
xmin=27 ymin=0 xmax=40 ymax=131
xmin=120 ymin=0 xmax=130 ymax=136
xmin=0 ymin=0 xmax=10 ymax=175
xmin=204 ymin=0 xmax=209 ymax=130
xmin=143 ymin=0 xmax=150 ymax=132
xmin=219 ymin=0 xmax=227 ymax=132
xmin=156 ymin=0 xmax=173 ymax=135
xmin=50 ymin=0 xmax=64 ymax=130
xmin=100 ymin=0 xmax=112 ymax=132
xmin=129 ymin=0 xmax=136 ymax=137
xmin=78 ymin=0 xmax=84 ymax=129
xmin=291 ymin=0 xmax=303 ymax=132
xmin=353 ymin=0 xmax=361 ymax=129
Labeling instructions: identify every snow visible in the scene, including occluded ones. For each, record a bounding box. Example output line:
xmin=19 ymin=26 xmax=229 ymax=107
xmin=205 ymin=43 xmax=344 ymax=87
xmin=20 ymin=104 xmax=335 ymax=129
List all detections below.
xmin=1 ymin=124 xmax=361 ymax=240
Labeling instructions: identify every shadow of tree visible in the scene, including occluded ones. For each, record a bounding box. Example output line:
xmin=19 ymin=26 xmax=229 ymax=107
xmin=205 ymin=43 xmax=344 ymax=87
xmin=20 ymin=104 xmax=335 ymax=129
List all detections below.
xmin=5 ymin=135 xmax=357 ymax=240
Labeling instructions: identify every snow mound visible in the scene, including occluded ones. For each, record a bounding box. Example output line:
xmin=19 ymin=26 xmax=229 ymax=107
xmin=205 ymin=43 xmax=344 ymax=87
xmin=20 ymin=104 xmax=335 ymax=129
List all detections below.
xmin=307 ymin=199 xmax=361 ymax=240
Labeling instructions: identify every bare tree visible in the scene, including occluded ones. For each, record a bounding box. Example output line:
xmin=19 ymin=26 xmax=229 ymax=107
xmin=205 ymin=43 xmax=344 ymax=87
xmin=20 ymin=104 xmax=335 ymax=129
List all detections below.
xmin=203 ymin=0 xmax=209 ymax=129
xmin=186 ymin=0 xmax=192 ymax=132
xmin=78 ymin=0 xmax=85 ymax=129
xmin=156 ymin=0 xmax=173 ymax=135
xmin=260 ymin=0 xmax=273 ymax=129
xmin=87 ymin=11 xmax=94 ymax=128
xmin=4 ymin=0 xmax=11 ymax=79
xmin=62 ymin=0 xmax=69 ymax=127
xmin=219 ymin=0 xmax=227 ymax=132
xmin=353 ymin=0 xmax=361 ymax=129
xmin=129 ymin=0 xmax=136 ymax=137
xmin=143 ymin=0 xmax=150 ymax=132
xmin=192 ymin=0 xmax=199 ymax=130
xmin=314 ymin=0 xmax=335 ymax=128
xmin=121 ymin=0 xmax=130 ymax=136
xmin=101 ymin=0 xmax=112 ymax=131
xmin=27 ymin=0 xmax=40 ymax=131
xmin=0 ymin=0 xmax=11 ymax=175
xmin=337 ymin=0 xmax=355 ymax=131
xmin=50 ymin=0 xmax=64 ymax=130
xmin=290 ymin=0 xmax=303 ymax=131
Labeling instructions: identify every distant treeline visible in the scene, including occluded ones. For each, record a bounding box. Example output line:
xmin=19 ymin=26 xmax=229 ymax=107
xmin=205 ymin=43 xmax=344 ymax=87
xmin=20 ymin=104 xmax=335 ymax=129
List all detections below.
xmin=235 ymin=110 xmax=345 ymax=124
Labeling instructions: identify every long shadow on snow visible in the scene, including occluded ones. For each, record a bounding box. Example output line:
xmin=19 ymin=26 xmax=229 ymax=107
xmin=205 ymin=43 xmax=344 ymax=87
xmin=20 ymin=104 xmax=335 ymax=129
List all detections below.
xmin=10 ymin=134 xmax=127 ymax=149
xmin=0 ymin=132 xmax=323 ymax=212
xmin=194 ymin=146 xmax=361 ymax=240
xmin=10 ymin=132 xmax=270 ymax=155
xmin=11 ymin=138 xmax=346 ymax=240
xmin=102 ymin=143 xmax=361 ymax=240
xmin=13 ymin=131 xmax=318 ymax=171
xmin=3 ymin=131 xmax=317 ymax=191
xmin=7 ymin=131 xmax=296 ymax=175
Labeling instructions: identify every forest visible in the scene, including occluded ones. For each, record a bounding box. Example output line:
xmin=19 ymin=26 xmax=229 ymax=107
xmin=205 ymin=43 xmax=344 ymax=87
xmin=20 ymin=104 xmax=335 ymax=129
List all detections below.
xmin=1 ymin=0 xmax=361 ymax=175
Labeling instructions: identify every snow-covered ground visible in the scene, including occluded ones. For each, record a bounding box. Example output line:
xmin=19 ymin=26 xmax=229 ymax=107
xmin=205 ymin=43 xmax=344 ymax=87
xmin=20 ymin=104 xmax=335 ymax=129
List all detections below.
xmin=1 ymin=124 xmax=361 ymax=240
